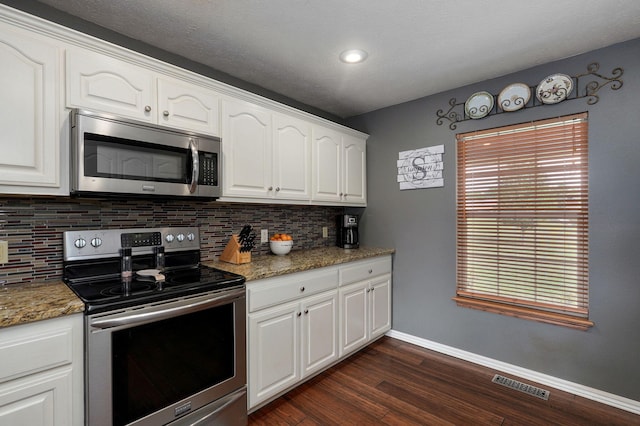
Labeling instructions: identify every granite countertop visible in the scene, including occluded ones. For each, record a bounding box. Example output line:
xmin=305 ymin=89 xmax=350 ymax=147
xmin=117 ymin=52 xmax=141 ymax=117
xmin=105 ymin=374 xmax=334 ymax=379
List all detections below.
xmin=0 ymin=246 xmax=394 ymax=330
xmin=207 ymin=246 xmax=395 ymax=281
xmin=0 ymin=281 xmax=85 ymax=329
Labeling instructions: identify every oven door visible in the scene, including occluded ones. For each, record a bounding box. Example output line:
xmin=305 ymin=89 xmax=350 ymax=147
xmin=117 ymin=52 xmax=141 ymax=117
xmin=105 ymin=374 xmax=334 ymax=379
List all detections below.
xmin=71 ymin=109 xmax=221 ymax=198
xmin=86 ymin=287 xmax=246 ymax=426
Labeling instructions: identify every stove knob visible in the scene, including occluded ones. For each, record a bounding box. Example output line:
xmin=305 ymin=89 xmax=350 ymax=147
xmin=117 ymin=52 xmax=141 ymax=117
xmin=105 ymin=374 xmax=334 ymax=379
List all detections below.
xmin=177 ymin=233 xmax=185 ymax=242
xmin=74 ymin=238 xmax=86 ymax=249
xmin=91 ymin=237 xmax=102 ymax=248
xmin=187 ymin=232 xmax=195 ymax=242
xmin=165 ymin=234 xmax=175 ymax=243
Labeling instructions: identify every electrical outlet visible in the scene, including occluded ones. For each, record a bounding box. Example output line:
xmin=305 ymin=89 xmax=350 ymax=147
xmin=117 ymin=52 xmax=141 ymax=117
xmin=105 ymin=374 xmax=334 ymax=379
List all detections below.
xmin=261 ymin=229 xmax=269 ymax=244
xmin=0 ymin=241 xmax=8 ymax=264
xmin=322 ymin=226 xmax=328 ymax=238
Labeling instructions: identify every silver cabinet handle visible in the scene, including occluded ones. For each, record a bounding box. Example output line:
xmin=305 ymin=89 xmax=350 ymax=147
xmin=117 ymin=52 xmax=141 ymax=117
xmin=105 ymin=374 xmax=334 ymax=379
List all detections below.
xmin=268 ymin=186 xmax=273 ymax=191
xmin=144 ymin=105 xmax=152 ymax=112
xmin=300 ymin=286 xmax=305 ymax=292
xmin=163 ymin=110 xmax=169 ymax=117
xmin=276 ymin=187 xmax=280 ymax=192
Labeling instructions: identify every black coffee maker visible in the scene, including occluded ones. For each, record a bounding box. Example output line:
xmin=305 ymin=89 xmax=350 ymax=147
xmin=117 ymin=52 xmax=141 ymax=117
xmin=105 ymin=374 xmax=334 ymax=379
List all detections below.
xmin=337 ymin=214 xmax=359 ymax=249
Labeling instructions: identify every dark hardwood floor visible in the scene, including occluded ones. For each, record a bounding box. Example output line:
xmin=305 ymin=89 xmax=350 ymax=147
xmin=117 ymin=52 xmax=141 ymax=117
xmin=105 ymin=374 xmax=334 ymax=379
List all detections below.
xmin=249 ymin=336 xmax=640 ymax=425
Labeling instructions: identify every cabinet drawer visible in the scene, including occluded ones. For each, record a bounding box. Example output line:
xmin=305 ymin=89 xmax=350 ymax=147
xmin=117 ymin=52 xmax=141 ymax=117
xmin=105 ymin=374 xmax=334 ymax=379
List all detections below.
xmin=339 ymin=256 xmax=392 ymax=286
xmin=0 ymin=320 xmax=74 ymax=383
xmin=248 ymin=267 xmax=338 ymax=312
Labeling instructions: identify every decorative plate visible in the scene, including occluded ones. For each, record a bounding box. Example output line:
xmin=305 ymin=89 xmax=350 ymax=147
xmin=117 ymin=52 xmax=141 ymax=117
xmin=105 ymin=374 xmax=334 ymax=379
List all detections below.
xmin=498 ymin=83 xmax=531 ymax=112
xmin=464 ymin=91 xmax=494 ymax=119
xmin=536 ymin=73 xmax=573 ymax=104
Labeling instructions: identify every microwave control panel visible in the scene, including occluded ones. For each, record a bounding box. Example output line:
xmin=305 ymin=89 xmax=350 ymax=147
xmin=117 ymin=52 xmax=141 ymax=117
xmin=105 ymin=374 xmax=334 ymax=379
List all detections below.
xmin=199 ymin=152 xmax=218 ymax=186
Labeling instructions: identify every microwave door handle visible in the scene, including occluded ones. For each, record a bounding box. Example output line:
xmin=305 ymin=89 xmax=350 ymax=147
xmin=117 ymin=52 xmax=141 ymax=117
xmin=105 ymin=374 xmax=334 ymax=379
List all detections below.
xmin=189 ymin=138 xmax=199 ymax=193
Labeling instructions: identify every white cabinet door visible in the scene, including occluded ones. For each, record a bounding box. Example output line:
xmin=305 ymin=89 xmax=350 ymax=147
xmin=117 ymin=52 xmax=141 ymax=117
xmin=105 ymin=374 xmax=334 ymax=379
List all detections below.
xmin=0 ymin=23 xmax=60 ymax=191
xmin=339 ymin=272 xmax=392 ymax=356
xmin=66 ymin=49 xmax=154 ymax=122
xmin=343 ymin=135 xmax=367 ymax=205
xmin=0 ymin=368 xmax=73 ymax=426
xmin=248 ymin=301 xmax=299 ymax=408
xmin=222 ymin=98 xmax=272 ymax=198
xmin=0 ymin=314 xmax=83 ymax=426
xmin=272 ymin=113 xmax=311 ymax=200
xmin=157 ymin=77 xmax=220 ymax=135
xmin=311 ymin=125 xmax=342 ymax=202
xmin=301 ymin=291 xmax=338 ymax=378
xmin=339 ymin=281 xmax=369 ymax=356
xmin=370 ymin=274 xmax=392 ymax=339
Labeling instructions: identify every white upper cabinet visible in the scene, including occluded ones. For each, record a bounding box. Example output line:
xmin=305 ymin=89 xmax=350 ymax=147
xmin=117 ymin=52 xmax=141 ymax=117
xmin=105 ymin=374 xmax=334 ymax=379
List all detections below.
xmin=66 ymin=49 xmax=154 ymax=122
xmin=311 ymin=126 xmax=342 ymax=203
xmin=343 ymin=134 xmax=367 ymax=205
xmin=272 ymin=113 xmax=311 ymax=200
xmin=0 ymin=4 xmax=368 ymax=202
xmin=221 ymin=101 xmax=313 ymax=202
xmin=0 ymin=21 xmax=62 ymax=194
xmin=66 ymin=49 xmax=220 ymax=135
xmin=222 ymin=98 xmax=272 ymax=198
xmin=312 ymin=126 xmax=367 ymax=205
xmin=156 ymin=76 xmax=220 ymax=135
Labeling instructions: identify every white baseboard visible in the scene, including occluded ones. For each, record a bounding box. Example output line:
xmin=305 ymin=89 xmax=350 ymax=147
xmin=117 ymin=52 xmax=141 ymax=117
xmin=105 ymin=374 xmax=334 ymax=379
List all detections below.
xmin=387 ymin=329 xmax=640 ymax=416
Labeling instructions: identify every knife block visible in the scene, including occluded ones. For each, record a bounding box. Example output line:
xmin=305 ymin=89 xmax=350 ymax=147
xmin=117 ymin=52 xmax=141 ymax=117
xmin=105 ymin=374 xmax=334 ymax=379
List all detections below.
xmin=220 ymin=235 xmax=252 ymax=264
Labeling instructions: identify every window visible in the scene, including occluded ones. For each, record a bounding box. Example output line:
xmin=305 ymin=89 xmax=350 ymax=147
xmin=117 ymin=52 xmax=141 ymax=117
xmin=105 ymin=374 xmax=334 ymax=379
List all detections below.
xmin=455 ymin=113 xmax=593 ymax=330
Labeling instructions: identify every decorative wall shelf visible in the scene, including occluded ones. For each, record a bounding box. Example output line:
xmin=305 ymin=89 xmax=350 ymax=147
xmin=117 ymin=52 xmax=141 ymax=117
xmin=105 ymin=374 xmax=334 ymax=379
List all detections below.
xmin=436 ymin=62 xmax=624 ymax=130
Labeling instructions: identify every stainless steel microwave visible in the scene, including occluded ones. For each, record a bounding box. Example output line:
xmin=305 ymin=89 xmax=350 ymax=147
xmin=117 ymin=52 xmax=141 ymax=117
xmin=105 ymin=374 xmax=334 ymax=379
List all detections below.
xmin=70 ymin=109 xmax=221 ymax=198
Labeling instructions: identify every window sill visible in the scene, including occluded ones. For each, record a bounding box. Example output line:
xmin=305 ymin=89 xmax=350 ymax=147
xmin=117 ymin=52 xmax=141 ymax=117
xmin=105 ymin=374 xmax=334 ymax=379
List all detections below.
xmin=453 ymin=296 xmax=594 ymax=331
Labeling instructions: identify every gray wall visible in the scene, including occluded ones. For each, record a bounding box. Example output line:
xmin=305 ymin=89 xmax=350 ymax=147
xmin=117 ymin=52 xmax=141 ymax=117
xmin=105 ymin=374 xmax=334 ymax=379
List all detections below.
xmin=348 ymin=38 xmax=640 ymax=401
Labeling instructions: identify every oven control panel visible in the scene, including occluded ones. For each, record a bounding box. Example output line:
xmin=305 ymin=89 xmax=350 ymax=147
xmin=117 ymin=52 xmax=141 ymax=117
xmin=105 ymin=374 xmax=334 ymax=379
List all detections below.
xmin=63 ymin=227 xmax=200 ymax=261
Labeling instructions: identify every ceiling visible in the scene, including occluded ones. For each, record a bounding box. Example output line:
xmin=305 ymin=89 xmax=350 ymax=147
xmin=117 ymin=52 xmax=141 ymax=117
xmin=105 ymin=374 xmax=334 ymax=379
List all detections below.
xmin=34 ymin=0 xmax=640 ymax=118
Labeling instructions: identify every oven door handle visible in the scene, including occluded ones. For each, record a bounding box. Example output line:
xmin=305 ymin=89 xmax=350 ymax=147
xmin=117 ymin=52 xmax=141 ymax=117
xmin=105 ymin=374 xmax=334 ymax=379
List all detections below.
xmin=90 ymin=287 xmax=244 ymax=329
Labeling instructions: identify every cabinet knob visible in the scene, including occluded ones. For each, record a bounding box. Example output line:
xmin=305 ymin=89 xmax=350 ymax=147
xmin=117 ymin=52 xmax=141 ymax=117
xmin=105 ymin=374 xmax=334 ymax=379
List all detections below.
xmin=144 ymin=105 xmax=152 ymax=112
xmin=297 ymin=312 xmax=302 ymax=317
xmin=300 ymin=286 xmax=305 ymax=292
xmin=275 ymin=187 xmax=280 ymax=192
xmin=163 ymin=110 xmax=169 ymax=117
xmin=368 ymin=269 xmax=373 ymax=274
xmin=268 ymin=186 xmax=273 ymax=191
xmin=339 ymin=192 xmax=344 ymax=197
xmin=304 ymin=309 xmax=309 ymax=315
xmin=367 ymin=288 xmax=371 ymax=293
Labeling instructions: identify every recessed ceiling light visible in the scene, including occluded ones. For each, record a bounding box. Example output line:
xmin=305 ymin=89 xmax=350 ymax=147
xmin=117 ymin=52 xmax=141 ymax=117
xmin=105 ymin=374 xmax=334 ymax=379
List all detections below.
xmin=339 ymin=49 xmax=368 ymax=64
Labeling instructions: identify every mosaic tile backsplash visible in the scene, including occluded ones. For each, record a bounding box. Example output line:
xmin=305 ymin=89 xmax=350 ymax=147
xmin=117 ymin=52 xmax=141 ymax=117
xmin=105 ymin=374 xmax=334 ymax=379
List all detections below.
xmin=0 ymin=196 xmax=343 ymax=284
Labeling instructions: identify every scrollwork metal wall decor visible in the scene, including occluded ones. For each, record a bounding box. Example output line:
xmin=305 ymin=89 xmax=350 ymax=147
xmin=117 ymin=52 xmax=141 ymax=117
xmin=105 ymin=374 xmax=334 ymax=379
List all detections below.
xmin=435 ymin=62 xmax=623 ymax=130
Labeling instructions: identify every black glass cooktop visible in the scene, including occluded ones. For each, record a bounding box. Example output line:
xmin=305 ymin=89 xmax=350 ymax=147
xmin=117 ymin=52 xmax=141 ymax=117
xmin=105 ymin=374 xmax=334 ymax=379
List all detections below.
xmin=64 ymin=265 xmax=245 ymax=314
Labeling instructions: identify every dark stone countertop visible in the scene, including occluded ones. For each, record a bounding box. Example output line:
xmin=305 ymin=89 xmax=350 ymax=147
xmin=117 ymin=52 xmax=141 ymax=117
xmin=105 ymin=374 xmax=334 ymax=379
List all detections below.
xmin=0 ymin=281 xmax=85 ymax=329
xmin=207 ymin=246 xmax=395 ymax=281
xmin=1 ymin=246 xmax=394 ymax=329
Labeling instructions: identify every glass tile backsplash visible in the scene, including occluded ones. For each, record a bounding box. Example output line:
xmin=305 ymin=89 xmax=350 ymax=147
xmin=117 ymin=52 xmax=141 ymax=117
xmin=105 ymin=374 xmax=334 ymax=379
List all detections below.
xmin=0 ymin=197 xmax=342 ymax=284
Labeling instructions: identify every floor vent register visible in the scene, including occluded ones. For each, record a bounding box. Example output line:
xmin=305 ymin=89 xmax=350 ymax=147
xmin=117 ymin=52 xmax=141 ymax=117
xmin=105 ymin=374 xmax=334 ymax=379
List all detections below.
xmin=492 ymin=374 xmax=550 ymax=400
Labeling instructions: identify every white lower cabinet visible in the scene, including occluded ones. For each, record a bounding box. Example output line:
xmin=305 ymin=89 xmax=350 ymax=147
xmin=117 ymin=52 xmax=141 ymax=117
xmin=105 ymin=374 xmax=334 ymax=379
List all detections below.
xmin=247 ymin=255 xmax=392 ymax=411
xmin=339 ymin=274 xmax=392 ymax=357
xmin=247 ymin=268 xmax=339 ymax=409
xmin=0 ymin=314 xmax=83 ymax=426
xmin=339 ymin=256 xmax=392 ymax=357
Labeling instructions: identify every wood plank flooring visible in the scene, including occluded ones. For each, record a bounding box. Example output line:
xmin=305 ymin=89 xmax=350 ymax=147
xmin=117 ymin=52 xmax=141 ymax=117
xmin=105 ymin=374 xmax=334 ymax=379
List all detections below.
xmin=249 ymin=336 xmax=640 ymax=425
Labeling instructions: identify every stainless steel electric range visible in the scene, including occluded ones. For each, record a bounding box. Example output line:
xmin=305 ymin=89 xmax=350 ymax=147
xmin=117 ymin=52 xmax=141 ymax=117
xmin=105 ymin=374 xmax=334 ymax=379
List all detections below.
xmin=63 ymin=227 xmax=247 ymax=426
